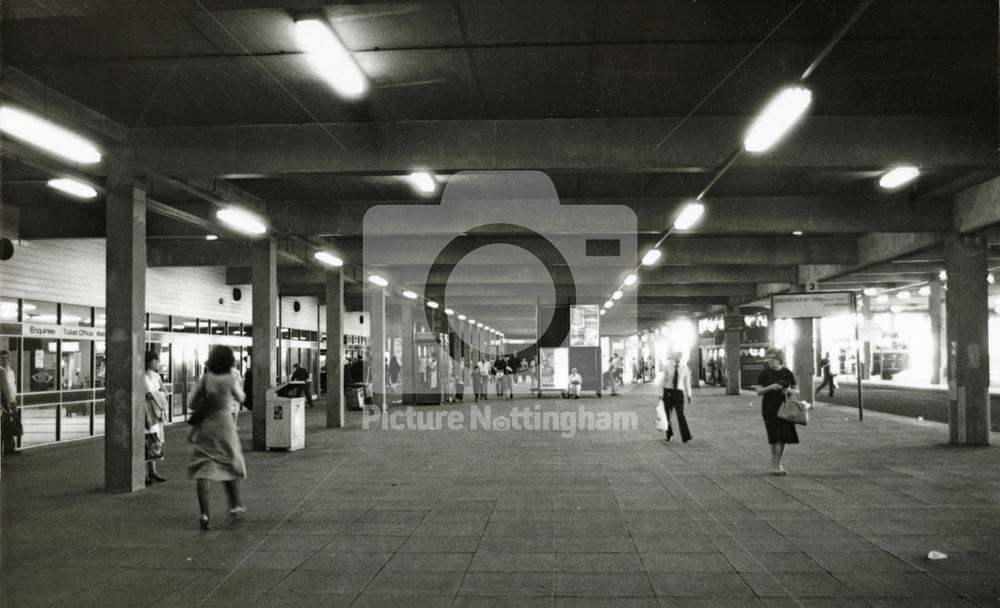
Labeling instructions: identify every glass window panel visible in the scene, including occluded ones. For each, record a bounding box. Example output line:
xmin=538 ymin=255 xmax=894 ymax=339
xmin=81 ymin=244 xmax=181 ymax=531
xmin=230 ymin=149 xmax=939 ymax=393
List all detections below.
xmin=211 ymin=321 xmax=226 ymax=336
xmin=62 ymin=304 xmax=93 ymax=327
xmin=94 ymin=399 xmax=106 ymax=436
xmin=60 ymin=340 xmax=93 ymax=389
xmin=1 ymin=297 xmax=20 ymax=322
xmin=22 ymin=338 xmax=58 ymax=392
xmin=20 ymin=404 xmax=57 ymax=447
xmin=227 ymin=322 xmax=242 ymax=336
xmin=198 ymin=319 xmax=211 ymax=335
xmin=173 ymin=317 xmax=197 ymax=333
xmin=148 ymin=313 xmax=170 ymax=332
xmin=23 ymin=300 xmax=58 ymax=324
xmin=95 ymin=308 xmax=106 ymax=330
xmin=62 ymin=401 xmax=92 ymax=440
xmin=95 ymin=341 xmax=106 ymax=388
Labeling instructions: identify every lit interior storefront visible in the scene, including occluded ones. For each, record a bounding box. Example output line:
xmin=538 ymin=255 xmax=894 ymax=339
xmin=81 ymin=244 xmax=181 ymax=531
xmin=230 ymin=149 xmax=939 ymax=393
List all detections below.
xmin=1 ymin=297 xmax=254 ymax=450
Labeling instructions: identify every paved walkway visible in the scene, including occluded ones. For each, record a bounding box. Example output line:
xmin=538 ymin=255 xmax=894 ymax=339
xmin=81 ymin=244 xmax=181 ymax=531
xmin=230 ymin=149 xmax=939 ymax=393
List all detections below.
xmin=2 ymin=384 xmax=999 ymax=607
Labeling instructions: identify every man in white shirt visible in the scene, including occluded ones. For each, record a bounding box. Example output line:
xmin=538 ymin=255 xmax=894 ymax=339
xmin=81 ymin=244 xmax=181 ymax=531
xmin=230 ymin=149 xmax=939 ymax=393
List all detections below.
xmin=567 ymin=368 xmax=582 ymax=398
xmin=655 ymin=352 xmax=693 ymax=443
xmin=1 ymin=351 xmax=20 ymax=454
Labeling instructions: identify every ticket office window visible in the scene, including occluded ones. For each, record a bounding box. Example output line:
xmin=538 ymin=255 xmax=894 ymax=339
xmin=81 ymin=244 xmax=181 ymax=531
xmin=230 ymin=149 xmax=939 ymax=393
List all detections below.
xmin=60 ymin=340 xmax=94 ymax=389
xmin=22 ymin=338 xmax=58 ymax=392
xmin=95 ymin=341 xmax=107 ymax=388
xmin=62 ymin=304 xmax=93 ymax=327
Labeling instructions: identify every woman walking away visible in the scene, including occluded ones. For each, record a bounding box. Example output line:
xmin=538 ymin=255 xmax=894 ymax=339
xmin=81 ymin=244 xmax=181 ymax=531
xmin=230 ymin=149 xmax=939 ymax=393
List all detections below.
xmin=656 ymin=352 xmax=693 ymax=443
xmin=756 ymin=347 xmax=799 ymax=476
xmin=144 ymin=351 xmax=168 ymax=484
xmin=188 ymin=345 xmax=247 ymax=530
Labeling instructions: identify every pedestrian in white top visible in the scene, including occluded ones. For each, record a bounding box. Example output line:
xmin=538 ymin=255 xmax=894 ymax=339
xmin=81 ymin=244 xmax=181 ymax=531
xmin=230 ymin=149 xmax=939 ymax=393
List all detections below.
xmin=655 ymin=351 xmax=694 ymax=443
xmin=1 ymin=351 xmax=21 ymax=455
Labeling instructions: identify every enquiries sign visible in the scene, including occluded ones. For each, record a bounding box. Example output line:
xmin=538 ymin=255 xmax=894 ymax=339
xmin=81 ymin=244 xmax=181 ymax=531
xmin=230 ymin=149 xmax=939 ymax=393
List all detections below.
xmin=771 ymin=292 xmax=854 ymax=319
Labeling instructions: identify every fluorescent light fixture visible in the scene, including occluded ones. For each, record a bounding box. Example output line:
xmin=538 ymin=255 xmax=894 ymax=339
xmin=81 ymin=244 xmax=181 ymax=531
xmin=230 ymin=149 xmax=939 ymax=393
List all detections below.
xmin=457 ymin=314 xmax=467 ymax=321
xmin=205 ymin=234 xmax=218 ymax=241
xmin=426 ymin=301 xmax=439 ymax=309
xmin=862 ymin=288 xmax=878 ymax=296
xmin=889 ymin=305 xmax=903 ymax=313
xmin=314 ymin=251 xmax=344 ymax=267
xmin=599 ymin=309 xmax=606 ymax=316
xmin=624 ymin=273 xmax=638 ymax=287
xmin=792 ymin=230 xmax=803 ymax=236
xmin=484 ymin=325 xmax=491 ymax=331
xmin=408 ymin=171 xmax=437 ymax=194
xmin=612 ymin=290 xmax=623 ymax=300
xmin=444 ymin=308 xmax=455 ymax=316
xmin=897 ymin=290 xmax=911 ymax=301
xmin=61 ymin=314 xmax=82 ymax=323
xmin=744 ymin=86 xmax=813 ymax=153
xmin=641 ymin=249 xmax=662 ymax=266
xmin=938 ymin=270 xmax=947 ymax=281
xmin=402 ymin=290 xmax=418 ymax=300
xmin=294 ymin=19 xmax=367 ymax=98
xmin=876 ymin=294 xmax=890 ymax=304
xmin=47 ymin=178 xmax=97 ymax=199
xmin=0 ymin=302 xmax=18 ymax=311
xmin=604 ymin=301 xmax=614 ymax=309
xmin=217 ymin=207 xmax=267 ymax=235
xmin=918 ymin=286 xmax=931 ymax=297
xmin=0 ymin=105 xmax=102 ymax=164
xmin=879 ymin=166 xmax=920 ymax=189
xmin=673 ymin=202 xmax=705 ymax=230
xmin=469 ymin=319 xmax=476 ymax=324
xmin=368 ymin=274 xmax=388 ymax=287
xmin=476 ymin=322 xmax=483 ymax=328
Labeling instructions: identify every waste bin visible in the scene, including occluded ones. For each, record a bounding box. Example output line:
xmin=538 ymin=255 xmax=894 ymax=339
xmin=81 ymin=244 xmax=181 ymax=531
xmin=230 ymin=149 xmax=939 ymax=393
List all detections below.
xmin=265 ymin=383 xmax=305 ymax=451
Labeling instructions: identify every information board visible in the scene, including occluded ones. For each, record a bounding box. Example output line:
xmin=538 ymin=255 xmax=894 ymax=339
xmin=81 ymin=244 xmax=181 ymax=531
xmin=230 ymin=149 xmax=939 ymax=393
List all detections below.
xmin=539 ymin=347 xmax=569 ymax=390
xmin=570 ymin=305 xmax=600 ymax=347
xmin=771 ymin=292 xmax=854 ymax=319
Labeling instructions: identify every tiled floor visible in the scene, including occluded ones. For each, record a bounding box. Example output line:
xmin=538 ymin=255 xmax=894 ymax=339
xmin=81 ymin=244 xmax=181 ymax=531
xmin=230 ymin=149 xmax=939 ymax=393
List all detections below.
xmin=2 ymin=383 xmax=999 ymax=607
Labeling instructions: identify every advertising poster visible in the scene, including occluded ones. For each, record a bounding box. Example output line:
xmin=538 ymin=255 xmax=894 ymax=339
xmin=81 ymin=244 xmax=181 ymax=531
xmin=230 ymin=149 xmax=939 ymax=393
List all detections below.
xmin=539 ymin=347 xmax=569 ymax=389
xmin=570 ymin=304 xmax=600 ymax=347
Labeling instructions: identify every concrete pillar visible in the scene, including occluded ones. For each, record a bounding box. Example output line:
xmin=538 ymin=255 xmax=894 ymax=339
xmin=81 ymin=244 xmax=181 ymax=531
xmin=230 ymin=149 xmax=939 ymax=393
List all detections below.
xmin=724 ymin=300 xmax=741 ymax=395
xmin=104 ymin=163 xmax=146 ymax=493
xmin=315 ymin=304 xmax=322 ymax=399
xmin=814 ymin=317 xmax=824 ymax=373
xmin=401 ymin=301 xmax=415 ymax=405
xmin=793 ymin=318 xmax=816 ymax=404
xmin=928 ymin=278 xmax=944 ymax=385
xmin=251 ymin=239 xmax=277 ymax=451
xmin=325 ymin=270 xmax=345 ymax=427
xmin=370 ymin=286 xmax=386 ymax=412
xmin=944 ymin=234 xmax=990 ymax=445
xmin=687 ymin=340 xmax=700 ymax=389
xmin=860 ymin=295 xmax=872 ymax=380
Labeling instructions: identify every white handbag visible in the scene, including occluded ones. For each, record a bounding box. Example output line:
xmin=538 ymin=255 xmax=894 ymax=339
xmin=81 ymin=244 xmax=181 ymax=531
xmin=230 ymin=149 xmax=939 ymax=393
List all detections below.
xmin=654 ymin=398 xmax=670 ymax=431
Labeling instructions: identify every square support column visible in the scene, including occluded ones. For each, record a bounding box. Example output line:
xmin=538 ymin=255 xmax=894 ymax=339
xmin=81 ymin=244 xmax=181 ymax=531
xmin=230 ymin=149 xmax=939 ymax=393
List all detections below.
xmin=944 ymin=234 xmax=990 ymax=445
xmin=928 ymin=277 xmax=944 ymax=385
xmin=860 ymin=295 xmax=872 ymax=380
xmin=325 ymin=269 xmax=345 ymax=427
xmin=687 ymin=341 xmax=700 ymax=389
xmin=401 ymin=301 xmax=415 ymax=405
xmin=251 ymin=239 xmax=277 ymax=451
xmin=724 ymin=300 xmax=741 ymax=396
xmin=371 ymin=286 xmax=387 ymax=412
xmin=104 ymin=163 xmax=147 ymax=493
xmin=793 ymin=318 xmax=816 ymax=404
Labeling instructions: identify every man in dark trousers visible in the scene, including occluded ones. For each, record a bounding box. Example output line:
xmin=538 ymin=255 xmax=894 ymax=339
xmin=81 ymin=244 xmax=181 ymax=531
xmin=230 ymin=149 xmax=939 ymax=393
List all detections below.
xmin=291 ymin=362 xmax=314 ymax=407
xmin=816 ymin=352 xmax=837 ymax=397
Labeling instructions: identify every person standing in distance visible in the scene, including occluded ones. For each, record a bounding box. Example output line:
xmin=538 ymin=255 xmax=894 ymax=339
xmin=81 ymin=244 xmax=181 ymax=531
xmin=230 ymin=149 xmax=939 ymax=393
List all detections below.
xmin=655 ymin=351 xmax=693 ymax=443
xmin=1 ymin=351 xmax=21 ymax=455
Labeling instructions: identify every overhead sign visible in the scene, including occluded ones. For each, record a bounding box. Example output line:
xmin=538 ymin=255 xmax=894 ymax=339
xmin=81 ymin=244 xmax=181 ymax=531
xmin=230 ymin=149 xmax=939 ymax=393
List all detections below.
xmin=570 ymin=305 xmax=600 ymax=347
xmin=771 ymin=292 xmax=854 ymax=319
xmin=22 ymin=324 xmax=107 ymax=340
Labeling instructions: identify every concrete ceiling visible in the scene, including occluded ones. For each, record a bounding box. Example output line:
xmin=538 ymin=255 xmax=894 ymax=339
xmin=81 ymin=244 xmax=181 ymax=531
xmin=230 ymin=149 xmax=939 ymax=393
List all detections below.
xmin=2 ymin=0 xmax=998 ymax=338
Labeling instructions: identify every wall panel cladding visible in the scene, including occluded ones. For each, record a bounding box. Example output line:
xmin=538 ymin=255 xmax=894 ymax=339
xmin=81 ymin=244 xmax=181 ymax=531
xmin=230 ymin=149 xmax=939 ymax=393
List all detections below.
xmin=0 ymin=239 xmax=252 ymax=322
xmin=280 ymin=296 xmax=320 ymax=331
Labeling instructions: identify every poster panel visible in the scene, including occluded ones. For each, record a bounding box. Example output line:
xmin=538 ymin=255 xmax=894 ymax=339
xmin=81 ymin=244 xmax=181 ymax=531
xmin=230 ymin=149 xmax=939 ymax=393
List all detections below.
xmin=539 ymin=347 xmax=569 ymax=389
xmin=570 ymin=304 xmax=600 ymax=347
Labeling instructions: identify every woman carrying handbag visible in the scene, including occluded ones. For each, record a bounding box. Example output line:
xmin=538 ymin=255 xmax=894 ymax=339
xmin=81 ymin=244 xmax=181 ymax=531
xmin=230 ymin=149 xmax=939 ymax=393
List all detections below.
xmin=755 ymin=347 xmax=799 ymax=476
xmin=143 ymin=351 xmax=168 ymax=484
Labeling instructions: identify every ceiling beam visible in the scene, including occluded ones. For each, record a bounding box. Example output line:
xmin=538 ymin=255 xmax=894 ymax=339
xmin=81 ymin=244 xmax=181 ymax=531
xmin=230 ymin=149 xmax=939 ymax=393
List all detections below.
xmin=274 ymin=196 xmax=951 ymax=235
xmin=133 ymin=116 xmax=993 ymax=178
xmin=954 ymin=174 xmax=1000 ymax=233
